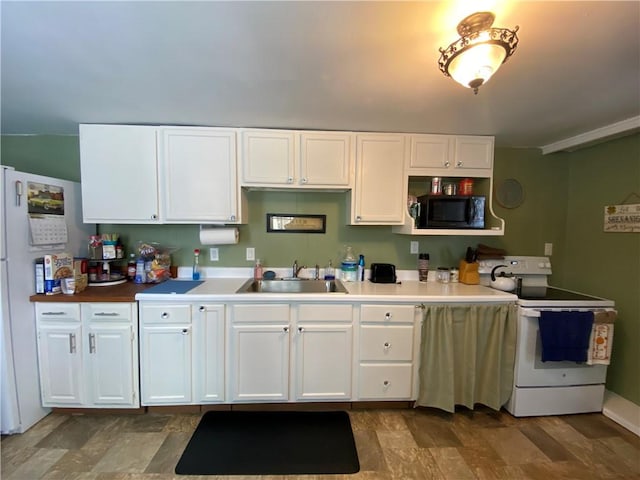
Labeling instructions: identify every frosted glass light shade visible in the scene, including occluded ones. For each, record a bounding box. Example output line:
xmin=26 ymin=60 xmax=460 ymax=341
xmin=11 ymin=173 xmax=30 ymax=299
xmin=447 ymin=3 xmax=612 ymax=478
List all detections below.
xmin=448 ymin=43 xmax=508 ymax=90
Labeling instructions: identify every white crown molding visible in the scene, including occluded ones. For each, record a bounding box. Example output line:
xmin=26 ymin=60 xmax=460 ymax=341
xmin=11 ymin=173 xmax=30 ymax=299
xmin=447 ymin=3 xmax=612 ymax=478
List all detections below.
xmin=541 ymin=116 xmax=640 ymax=155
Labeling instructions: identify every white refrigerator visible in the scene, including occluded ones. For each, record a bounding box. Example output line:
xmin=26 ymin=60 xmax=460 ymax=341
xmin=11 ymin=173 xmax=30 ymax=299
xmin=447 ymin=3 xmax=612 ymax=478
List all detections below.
xmin=1 ymin=166 xmax=95 ymax=434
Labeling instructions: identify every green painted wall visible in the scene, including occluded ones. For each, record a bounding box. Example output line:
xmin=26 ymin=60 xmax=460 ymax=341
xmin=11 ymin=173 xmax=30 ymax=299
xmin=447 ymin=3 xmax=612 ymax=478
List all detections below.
xmin=2 ymin=132 xmax=638 ymax=406
xmin=0 ymin=135 xmax=81 ymax=181
xmin=561 ymin=134 xmax=640 ymax=405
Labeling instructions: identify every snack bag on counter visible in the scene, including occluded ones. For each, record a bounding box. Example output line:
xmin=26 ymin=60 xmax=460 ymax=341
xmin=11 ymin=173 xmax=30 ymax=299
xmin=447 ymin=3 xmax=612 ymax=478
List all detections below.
xmin=74 ymin=258 xmax=89 ymax=293
xmin=135 ymin=241 xmax=177 ymax=283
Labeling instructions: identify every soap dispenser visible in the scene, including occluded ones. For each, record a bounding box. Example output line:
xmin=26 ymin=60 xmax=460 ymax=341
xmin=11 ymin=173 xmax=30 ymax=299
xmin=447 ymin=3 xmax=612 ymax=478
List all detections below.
xmin=254 ymin=259 xmax=263 ymax=280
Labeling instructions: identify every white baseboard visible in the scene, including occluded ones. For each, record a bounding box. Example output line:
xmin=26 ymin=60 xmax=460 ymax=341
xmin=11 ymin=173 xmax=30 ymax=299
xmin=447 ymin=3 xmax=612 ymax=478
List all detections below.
xmin=603 ymin=389 xmax=640 ymax=437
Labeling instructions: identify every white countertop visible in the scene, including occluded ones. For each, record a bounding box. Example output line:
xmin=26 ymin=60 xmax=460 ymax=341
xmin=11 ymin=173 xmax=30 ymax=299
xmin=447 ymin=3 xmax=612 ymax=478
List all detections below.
xmin=135 ymin=276 xmax=517 ymax=303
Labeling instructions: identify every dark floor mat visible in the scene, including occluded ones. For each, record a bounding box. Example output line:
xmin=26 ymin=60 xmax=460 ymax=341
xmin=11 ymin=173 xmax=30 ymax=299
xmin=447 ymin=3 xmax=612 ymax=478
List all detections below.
xmin=175 ymin=410 xmax=360 ymax=475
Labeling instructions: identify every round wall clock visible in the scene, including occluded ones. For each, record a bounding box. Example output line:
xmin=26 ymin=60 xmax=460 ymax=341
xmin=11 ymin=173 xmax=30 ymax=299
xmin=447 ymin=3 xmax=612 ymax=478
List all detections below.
xmin=495 ymin=178 xmax=524 ymax=209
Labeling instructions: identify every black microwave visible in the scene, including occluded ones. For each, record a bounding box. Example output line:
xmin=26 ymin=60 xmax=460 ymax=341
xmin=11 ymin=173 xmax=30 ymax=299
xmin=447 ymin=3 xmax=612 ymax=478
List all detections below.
xmin=416 ymin=195 xmax=485 ymax=229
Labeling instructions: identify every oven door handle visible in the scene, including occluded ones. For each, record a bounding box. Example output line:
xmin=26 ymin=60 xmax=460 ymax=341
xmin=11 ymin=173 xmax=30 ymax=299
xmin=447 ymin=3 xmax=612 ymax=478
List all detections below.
xmin=520 ymin=307 xmax=617 ymax=317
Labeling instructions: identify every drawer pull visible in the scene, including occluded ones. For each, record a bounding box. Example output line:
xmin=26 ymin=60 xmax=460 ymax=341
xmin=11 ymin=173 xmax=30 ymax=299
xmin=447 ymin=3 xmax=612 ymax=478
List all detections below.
xmin=95 ymin=312 xmax=119 ymax=317
xmin=42 ymin=312 xmax=67 ymax=316
xmin=384 ymin=312 xmax=392 ymax=320
xmin=383 ymin=342 xmax=391 ymax=350
xmin=161 ymin=312 xmax=169 ymax=319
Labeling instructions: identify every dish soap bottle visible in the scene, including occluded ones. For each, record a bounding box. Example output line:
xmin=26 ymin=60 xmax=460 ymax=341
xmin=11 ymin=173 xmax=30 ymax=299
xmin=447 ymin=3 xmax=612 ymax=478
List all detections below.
xmin=192 ymin=248 xmax=201 ymax=280
xmin=324 ymin=260 xmax=335 ymax=280
xmin=358 ymin=254 xmax=365 ymax=282
xmin=341 ymin=246 xmax=357 ymax=282
xmin=254 ymin=259 xmax=263 ymax=280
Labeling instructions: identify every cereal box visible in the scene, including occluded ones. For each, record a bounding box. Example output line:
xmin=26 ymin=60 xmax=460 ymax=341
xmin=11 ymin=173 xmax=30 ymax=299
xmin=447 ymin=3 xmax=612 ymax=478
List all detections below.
xmin=43 ymin=253 xmax=74 ymax=295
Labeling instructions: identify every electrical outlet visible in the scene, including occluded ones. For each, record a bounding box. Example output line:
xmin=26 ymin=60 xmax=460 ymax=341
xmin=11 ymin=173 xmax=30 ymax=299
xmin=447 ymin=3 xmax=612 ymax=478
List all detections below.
xmin=544 ymin=243 xmax=553 ymax=256
xmin=410 ymin=241 xmax=419 ymax=254
xmin=246 ymin=247 xmax=255 ymax=261
xmin=209 ymin=247 xmax=219 ymax=262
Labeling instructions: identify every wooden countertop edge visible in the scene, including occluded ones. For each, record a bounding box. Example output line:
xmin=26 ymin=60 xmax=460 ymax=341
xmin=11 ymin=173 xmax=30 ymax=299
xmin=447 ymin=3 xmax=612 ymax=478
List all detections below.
xmin=30 ymin=282 xmax=154 ymax=303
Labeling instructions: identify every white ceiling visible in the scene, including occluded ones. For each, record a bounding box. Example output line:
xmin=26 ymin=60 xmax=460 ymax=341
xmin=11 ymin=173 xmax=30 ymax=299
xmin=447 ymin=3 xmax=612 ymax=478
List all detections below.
xmin=1 ymin=1 xmax=639 ymax=149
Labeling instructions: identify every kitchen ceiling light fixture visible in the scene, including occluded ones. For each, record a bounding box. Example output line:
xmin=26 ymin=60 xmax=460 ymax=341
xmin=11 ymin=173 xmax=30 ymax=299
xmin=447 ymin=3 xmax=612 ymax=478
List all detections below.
xmin=438 ymin=11 xmax=519 ymax=94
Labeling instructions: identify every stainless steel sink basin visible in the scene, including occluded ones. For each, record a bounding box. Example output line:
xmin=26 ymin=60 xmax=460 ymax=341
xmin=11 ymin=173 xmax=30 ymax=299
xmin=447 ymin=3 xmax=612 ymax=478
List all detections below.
xmin=236 ymin=278 xmax=348 ymax=294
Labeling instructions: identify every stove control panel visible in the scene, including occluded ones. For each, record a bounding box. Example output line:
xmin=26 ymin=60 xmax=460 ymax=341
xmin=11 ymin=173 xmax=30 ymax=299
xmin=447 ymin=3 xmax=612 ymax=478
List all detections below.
xmin=477 ymin=256 xmax=552 ymax=276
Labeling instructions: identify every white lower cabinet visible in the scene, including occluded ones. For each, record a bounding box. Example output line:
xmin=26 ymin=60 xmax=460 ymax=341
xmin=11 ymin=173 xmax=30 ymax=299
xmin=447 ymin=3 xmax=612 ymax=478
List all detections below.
xmin=139 ymin=303 xmax=225 ymax=405
xmin=358 ymin=304 xmax=419 ymax=400
xmin=35 ymin=302 xmax=139 ymax=408
xmin=229 ymin=304 xmax=290 ymax=401
xmin=229 ymin=303 xmax=354 ymax=402
xmin=294 ymin=304 xmax=353 ymax=401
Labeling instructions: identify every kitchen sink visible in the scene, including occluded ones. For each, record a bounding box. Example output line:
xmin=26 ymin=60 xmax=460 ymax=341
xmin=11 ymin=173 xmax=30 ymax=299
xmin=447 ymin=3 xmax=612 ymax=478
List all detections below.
xmin=236 ymin=278 xmax=348 ymax=294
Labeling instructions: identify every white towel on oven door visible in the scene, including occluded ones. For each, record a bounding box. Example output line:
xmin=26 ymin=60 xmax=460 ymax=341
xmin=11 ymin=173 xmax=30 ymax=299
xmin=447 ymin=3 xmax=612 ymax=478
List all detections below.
xmin=587 ymin=323 xmax=614 ymax=365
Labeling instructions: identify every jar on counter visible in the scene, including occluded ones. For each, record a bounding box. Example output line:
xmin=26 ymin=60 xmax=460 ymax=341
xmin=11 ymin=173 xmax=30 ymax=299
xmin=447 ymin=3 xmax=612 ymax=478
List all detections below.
xmin=450 ymin=268 xmax=459 ymax=283
xmin=436 ymin=267 xmax=450 ymax=283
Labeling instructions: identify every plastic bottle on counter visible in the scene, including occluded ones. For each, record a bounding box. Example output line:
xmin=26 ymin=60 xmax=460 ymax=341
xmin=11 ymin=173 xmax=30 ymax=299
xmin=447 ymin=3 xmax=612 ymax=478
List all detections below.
xmin=127 ymin=253 xmax=136 ymax=281
xmin=358 ymin=254 xmax=365 ymax=282
xmin=134 ymin=257 xmax=145 ymax=284
xmin=254 ymin=259 xmax=263 ymax=280
xmin=341 ymin=246 xmax=357 ymax=282
xmin=192 ymin=248 xmax=201 ymax=281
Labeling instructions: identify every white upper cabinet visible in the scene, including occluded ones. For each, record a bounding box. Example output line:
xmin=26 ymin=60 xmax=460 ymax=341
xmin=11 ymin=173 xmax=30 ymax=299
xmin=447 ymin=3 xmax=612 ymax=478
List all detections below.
xmin=79 ymin=124 xmax=160 ymax=223
xmin=350 ymin=133 xmax=407 ymax=225
xmin=79 ymin=124 xmax=243 ymax=224
xmin=240 ymin=129 xmax=353 ymax=188
xmin=159 ymin=127 xmax=238 ymax=223
xmin=408 ymin=134 xmax=494 ymax=177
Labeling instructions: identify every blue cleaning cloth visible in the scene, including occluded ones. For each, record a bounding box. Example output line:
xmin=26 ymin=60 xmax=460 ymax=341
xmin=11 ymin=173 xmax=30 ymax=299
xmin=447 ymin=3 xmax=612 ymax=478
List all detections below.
xmin=538 ymin=311 xmax=594 ymax=362
xmin=143 ymin=280 xmax=204 ymax=294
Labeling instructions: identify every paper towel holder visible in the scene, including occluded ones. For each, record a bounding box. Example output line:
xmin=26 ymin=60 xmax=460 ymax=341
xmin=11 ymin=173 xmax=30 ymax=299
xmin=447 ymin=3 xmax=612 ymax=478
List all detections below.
xmin=198 ymin=225 xmax=239 ymax=245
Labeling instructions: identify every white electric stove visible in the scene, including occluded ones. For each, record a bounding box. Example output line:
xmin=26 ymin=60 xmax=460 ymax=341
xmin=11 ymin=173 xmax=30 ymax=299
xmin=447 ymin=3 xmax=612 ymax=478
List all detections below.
xmin=479 ymin=256 xmax=615 ymax=417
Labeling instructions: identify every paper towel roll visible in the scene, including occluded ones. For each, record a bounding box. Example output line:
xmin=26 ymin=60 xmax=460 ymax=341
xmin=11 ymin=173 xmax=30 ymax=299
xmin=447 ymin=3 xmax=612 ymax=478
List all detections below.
xmin=199 ymin=228 xmax=239 ymax=245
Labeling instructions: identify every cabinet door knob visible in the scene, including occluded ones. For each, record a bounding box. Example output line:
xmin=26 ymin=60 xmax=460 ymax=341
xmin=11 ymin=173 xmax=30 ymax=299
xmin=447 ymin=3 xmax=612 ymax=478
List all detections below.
xmin=383 ymin=342 xmax=391 ymax=350
xmin=229 ymin=215 xmax=236 ymax=221
xmin=283 ymin=326 xmax=290 ymax=333
xmin=384 ymin=312 xmax=392 ymax=320
xmin=383 ymin=380 xmax=390 ymax=387
xmin=287 ymin=176 xmax=294 ymax=184
xmin=301 ymin=177 xmax=307 ymax=184
xmin=298 ymin=326 xmax=304 ymax=333
xmin=356 ymin=215 xmax=362 ymax=221
xmin=444 ymin=161 xmax=450 ymax=168
xmin=151 ymin=214 xmax=158 ymax=220
xmin=456 ymin=161 xmax=463 ymax=167
xmin=199 ymin=306 xmax=205 ymax=312
xmin=161 ymin=312 xmax=169 ymax=319
xmin=182 ymin=328 xmax=189 ymax=334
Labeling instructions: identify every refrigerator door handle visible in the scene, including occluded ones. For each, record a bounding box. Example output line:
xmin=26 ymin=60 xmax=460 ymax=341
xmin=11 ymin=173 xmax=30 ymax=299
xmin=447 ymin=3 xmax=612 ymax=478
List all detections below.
xmin=14 ymin=180 xmax=23 ymax=206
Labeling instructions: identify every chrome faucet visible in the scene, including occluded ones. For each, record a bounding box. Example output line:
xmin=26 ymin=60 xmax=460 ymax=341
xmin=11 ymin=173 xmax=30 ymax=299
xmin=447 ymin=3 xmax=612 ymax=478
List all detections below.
xmin=292 ymin=260 xmax=306 ymax=278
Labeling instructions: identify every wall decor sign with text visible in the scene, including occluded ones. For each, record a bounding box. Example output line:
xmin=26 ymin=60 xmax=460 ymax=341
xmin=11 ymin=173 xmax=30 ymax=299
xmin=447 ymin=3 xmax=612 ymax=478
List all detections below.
xmin=603 ymin=203 xmax=640 ymax=233
xmin=267 ymin=214 xmax=326 ymax=233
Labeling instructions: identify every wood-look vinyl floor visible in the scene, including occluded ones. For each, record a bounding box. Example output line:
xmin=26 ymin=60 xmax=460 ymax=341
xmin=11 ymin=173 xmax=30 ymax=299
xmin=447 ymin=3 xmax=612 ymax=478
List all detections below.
xmin=2 ymin=407 xmax=639 ymax=480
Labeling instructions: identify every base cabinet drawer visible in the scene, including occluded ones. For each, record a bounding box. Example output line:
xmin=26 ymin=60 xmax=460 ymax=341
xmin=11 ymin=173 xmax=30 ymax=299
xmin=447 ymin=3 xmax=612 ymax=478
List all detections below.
xmin=360 ymin=325 xmax=414 ymax=361
xmin=359 ymin=364 xmax=413 ymax=399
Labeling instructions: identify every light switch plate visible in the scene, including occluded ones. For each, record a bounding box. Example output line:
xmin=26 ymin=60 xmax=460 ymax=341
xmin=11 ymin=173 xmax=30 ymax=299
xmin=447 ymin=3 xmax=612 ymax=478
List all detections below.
xmin=209 ymin=247 xmax=219 ymax=261
xmin=544 ymin=243 xmax=553 ymax=256
xmin=246 ymin=247 xmax=255 ymax=261
xmin=410 ymin=241 xmax=419 ymax=254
